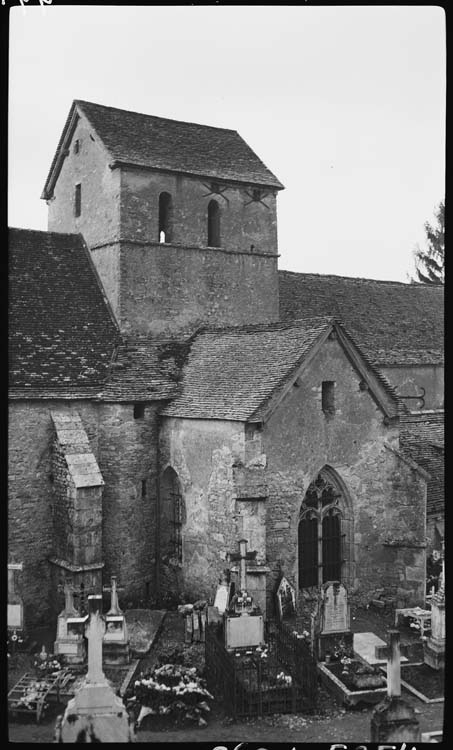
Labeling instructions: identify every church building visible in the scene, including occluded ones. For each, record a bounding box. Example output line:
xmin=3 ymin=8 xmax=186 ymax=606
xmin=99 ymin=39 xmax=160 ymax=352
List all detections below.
xmin=8 ymin=101 xmax=444 ymax=627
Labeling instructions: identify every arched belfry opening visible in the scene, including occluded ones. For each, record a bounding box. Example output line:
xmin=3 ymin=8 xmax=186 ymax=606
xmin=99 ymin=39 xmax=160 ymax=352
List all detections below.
xmin=207 ymin=199 xmax=220 ymax=247
xmin=158 ymin=192 xmax=173 ymax=243
xmin=298 ymin=467 xmax=353 ymax=590
xmin=160 ymin=467 xmax=185 ymax=564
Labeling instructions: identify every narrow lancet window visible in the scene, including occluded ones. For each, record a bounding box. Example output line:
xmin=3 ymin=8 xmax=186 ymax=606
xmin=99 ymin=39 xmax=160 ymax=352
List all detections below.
xmin=208 ymin=200 xmax=220 ymax=247
xmin=158 ymin=192 xmax=172 ymax=243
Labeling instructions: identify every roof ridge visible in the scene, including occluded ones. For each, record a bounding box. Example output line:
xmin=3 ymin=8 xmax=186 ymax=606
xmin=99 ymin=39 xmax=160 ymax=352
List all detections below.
xmin=278 ymin=269 xmax=444 ymax=288
xmin=9 ymin=227 xmax=80 ymax=238
xmin=196 ymin=316 xmax=335 ymax=336
xmin=75 ymin=99 xmax=239 ymax=135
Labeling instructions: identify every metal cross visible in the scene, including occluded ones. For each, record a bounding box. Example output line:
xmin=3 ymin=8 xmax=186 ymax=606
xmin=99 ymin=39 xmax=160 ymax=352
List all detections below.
xmin=375 ymin=629 xmax=409 ymax=697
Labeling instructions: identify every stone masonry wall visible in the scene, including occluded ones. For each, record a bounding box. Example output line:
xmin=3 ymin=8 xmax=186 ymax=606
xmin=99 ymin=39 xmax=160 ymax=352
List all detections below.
xmin=261 ymin=336 xmax=427 ymax=612
xmin=119 ymin=169 xmax=278 ymax=254
xmin=8 ymin=400 xmax=99 ymax=627
xmin=117 ymin=241 xmax=279 ymax=335
xmin=381 ymin=363 xmax=444 ymax=411
xmin=47 ymin=114 xmax=121 ymax=247
xmin=159 ymin=417 xmax=248 ymax=601
xmin=97 ymin=403 xmax=159 ymax=605
xmin=9 ymin=399 xmax=160 ymax=626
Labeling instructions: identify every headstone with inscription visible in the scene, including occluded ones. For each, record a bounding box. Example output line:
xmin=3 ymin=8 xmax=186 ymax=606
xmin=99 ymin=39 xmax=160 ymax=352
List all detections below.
xmin=276 ymin=576 xmax=297 ymax=622
xmin=316 ymin=581 xmax=353 ymax=661
xmin=58 ymin=595 xmax=135 ymax=743
xmin=102 ymin=576 xmax=130 ymax=665
xmin=8 ymin=563 xmax=24 ymax=633
xmin=54 ymin=579 xmax=88 ymax=664
xmin=213 ymin=570 xmax=233 ymax=615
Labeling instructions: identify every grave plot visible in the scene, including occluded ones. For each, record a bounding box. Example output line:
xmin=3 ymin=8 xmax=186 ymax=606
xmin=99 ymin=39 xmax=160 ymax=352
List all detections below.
xmin=205 ymin=622 xmax=318 ymax=718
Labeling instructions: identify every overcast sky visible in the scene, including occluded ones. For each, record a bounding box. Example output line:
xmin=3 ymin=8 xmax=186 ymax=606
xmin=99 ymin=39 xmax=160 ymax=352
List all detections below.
xmin=9 ymin=5 xmax=445 ymax=282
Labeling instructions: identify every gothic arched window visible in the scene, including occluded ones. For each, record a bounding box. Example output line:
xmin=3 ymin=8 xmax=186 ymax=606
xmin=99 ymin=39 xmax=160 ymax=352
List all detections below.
xmin=158 ymin=192 xmax=173 ymax=243
xmin=160 ymin=467 xmax=185 ymax=564
xmin=207 ymin=200 xmax=220 ymax=247
xmin=298 ymin=469 xmax=352 ymax=589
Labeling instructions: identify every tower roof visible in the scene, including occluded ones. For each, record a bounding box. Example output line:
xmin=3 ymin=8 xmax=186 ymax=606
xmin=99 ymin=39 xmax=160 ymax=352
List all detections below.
xmin=42 ymin=100 xmax=284 ymax=199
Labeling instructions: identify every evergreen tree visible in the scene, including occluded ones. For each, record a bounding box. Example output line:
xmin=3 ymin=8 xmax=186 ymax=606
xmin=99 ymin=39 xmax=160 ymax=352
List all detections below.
xmin=413 ymin=201 xmax=445 ymax=284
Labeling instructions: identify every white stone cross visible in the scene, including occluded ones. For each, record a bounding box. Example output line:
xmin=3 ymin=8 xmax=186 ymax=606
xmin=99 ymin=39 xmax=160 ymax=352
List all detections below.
xmin=63 ymin=578 xmax=79 ymax=616
xmin=85 ymin=595 xmax=106 ymax=684
xmin=375 ymin=629 xmax=409 ymax=698
xmin=103 ymin=575 xmax=125 ymax=616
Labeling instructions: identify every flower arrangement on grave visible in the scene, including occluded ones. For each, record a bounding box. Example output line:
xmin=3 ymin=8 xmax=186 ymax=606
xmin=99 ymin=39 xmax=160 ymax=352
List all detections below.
xmin=7 ymin=630 xmax=24 ymax=658
xmin=10 ymin=679 xmax=50 ymax=712
xmin=331 ymin=637 xmax=354 ymax=661
xmin=33 ymin=652 xmax=63 ymax=676
xmin=128 ymin=663 xmax=214 ymax=728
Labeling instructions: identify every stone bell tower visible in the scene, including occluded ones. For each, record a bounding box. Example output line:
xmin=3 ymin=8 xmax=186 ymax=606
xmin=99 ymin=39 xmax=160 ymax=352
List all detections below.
xmin=43 ymin=100 xmax=284 ymax=336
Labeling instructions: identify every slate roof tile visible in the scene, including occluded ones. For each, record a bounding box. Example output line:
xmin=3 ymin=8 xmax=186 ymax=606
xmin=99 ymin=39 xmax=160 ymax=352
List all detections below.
xmin=399 ymin=411 xmax=444 ymax=517
xmin=9 ymin=228 xmax=121 ymax=388
xmin=43 ymin=100 xmax=283 ymax=198
xmin=161 ymin=317 xmax=400 ymax=421
xmin=278 ymin=271 xmax=444 ymax=366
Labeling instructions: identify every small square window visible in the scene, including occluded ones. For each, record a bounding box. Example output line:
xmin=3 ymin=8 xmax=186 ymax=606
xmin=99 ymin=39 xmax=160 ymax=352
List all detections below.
xmin=74 ymin=183 xmax=81 ymax=217
xmin=134 ymin=403 xmax=145 ymax=419
xmin=322 ymin=381 xmax=335 ymax=415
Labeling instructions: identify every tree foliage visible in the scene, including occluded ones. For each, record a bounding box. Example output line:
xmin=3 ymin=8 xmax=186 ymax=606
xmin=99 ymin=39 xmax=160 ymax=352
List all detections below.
xmin=413 ymin=201 xmax=445 ymax=284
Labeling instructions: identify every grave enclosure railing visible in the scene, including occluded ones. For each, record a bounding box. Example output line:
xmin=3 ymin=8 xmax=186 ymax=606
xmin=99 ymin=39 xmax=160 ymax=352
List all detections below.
xmin=205 ymin=621 xmax=318 ymax=718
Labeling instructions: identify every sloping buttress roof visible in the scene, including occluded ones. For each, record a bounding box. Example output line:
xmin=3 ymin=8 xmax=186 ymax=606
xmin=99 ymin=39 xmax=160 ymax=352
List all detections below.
xmin=42 ymin=100 xmax=284 ymax=199
xmin=161 ymin=317 xmax=400 ymax=422
xmin=278 ymin=271 xmax=444 ymax=367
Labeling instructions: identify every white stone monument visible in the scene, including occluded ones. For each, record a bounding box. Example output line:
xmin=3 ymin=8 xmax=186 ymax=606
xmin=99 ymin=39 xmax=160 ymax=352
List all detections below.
xmin=102 ymin=576 xmax=130 ymax=665
xmin=8 ymin=563 xmax=24 ymax=632
xmin=54 ymin=579 xmax=88 ymax=664
xmin=316 ymin=581 xmax=353 ymax=661
xmin=58 ymin=595 xmax=135 ymax=742
xmin=424 ymin=546 xmax=445 ymax=670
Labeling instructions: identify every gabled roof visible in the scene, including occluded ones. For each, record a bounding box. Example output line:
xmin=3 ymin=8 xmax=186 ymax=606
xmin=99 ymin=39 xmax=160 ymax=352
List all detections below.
xmin=399 ymin=411 xmax=444 ymax=517
xmin=9 ymin=228 xmax=121 ymax=389
xmin=42 ymin=100 xmax=284 ymax=199
xmin=161 ymin=317 xmax=401 ymax=422
xmin=278 ymin=270 xmax=444 ymax=367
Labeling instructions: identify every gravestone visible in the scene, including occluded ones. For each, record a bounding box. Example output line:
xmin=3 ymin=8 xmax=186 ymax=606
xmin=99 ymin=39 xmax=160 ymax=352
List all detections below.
xmin=8 ymin=563 xmax=24 ymax=633
xmin=224 ymin=539 xmax=264 ymax=650
xmin=371 ymin=629 xmax=420 ymax=742
xmin=316 ymin=581 xmax=353 ymax=661
xmin=58 ymin=595 xmax=135 ymax=742
xmin=102 ymin=576 xmax=130 ymax=665
xmin=276 ymin=576 xmax=296 ymax=622
xmin=424 ymin=548 xmax=445 ymax=670
xmin=54 ymin=579 xmax=88 ymax=664
xmin=213 ymin=570 xmax=233 ymax=615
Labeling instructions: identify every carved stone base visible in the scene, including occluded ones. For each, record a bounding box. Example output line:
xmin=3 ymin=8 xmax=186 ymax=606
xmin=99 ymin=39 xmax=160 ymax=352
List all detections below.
xmin=424 ymin=638 xmax=445 ymax=671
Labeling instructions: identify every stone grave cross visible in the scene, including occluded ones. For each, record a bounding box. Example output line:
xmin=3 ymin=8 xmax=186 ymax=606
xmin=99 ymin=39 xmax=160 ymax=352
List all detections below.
xmin=59 ymin=578 xmax=80 ymax=616
xmin=375 ymin=629 xmax=409 ymax=697
xmin=85 ymin=595 xmax=106 ymax=684
xmin=103 ymin=575 xmax=125 ymax=615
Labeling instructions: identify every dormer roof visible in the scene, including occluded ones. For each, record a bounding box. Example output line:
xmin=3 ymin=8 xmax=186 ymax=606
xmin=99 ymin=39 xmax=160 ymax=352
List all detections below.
xmin=42 ymin=100 xmax=284 ymax=200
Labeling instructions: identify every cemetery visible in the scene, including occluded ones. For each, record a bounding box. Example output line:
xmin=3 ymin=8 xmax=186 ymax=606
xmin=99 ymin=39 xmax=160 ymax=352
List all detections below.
xmin=7 ymin=540 xmax=445 ymax=742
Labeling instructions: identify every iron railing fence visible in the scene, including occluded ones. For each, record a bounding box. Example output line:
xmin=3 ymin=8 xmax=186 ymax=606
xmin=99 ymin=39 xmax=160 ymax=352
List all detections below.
xmin=205 ymin=621 xmax=318 ymax=718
